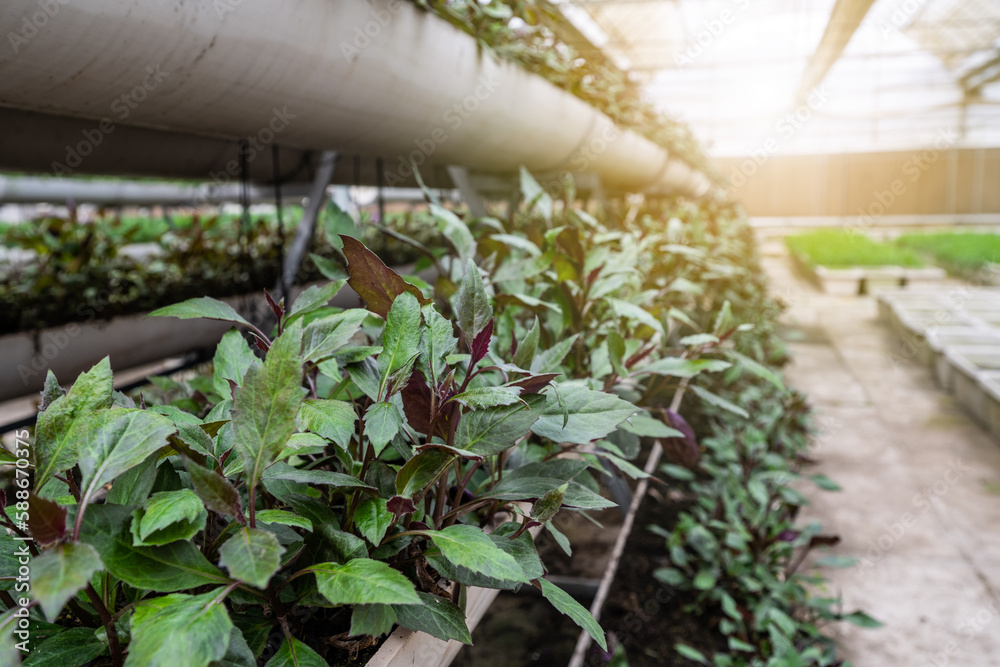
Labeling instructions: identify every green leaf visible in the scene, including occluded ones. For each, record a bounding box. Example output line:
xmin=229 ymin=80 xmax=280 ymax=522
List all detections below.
xmin=531 ymin=483 xmax=567 ymax=523
xmin=727 ymin=350 xmax=785 ymax=390
xmin=263 ymin=637 xmax=327 ymax=667
xmin=312 ymin=559 xmax=421 ymax=606
xmin=127 ymin=590 xmax=234 ymax=667
xmin=607 ymin=331 xmax=627 ymax=380
xmin=341 ymin=235 xmax=429 ymax=318
xmin=106 ymin=453 xmax=159 ymax=505
xmin=262 ymin=463 xmax=374 ymax=492
xmin=34 ymin=357 xmax=113 ymax=490
xmin=218 ymin=528 xmax=285 ymax=589
xmin=620 ymin=414 xmax=683 ymax=439
xmin=213 ymin=329 xmax=258 ymax=398
xmin=378 ymin=292 xmax=421 ymax=397
xmin=216 ymin=627 xmax=256 ymax=667
xmin=298 ymin=399 xmax=356 ymax=449
xmin=134 ymin=489 xmax=206 ymax=543
xmin=301 ymin=308 xmax=369 ymax=364
xmin=843 ymin=611 xmax=884 ymax=628
xmin=511 ymin=317 xmax=540 ymax=370
xmin=23 ymin=626 xmax=108 ymax=667
xmin=530 ymin=334 xmax=579 ymax=373
xmin=431 ymin=204 xmax=476 ymax=263
xmin=287 ymin=280 xmax=347 ymax=322
xmin=364 ymin=401 xmax=403 ymax=456
xmin=149 ymin=296 xmax=252 ymax=328
xmin=350 ymin=604 xmax=397 ymax=638
xmin=32 ymin=543 xmax=103 ymax=622
xmin=455 ymin=261 xmax=492 ymax=345
xmin=77 ymin=409 xmax=175 ymax=508
xmin=491 ymin=233 xmax=541 ymax=257
xmin=417 ymin=305 xmax=458 ymax=386
xmin=635 ymin=357 xmax=732 ymax=378
xmin=539 ymin=578 xmax=606 ymax=651
xmin=183 ymin=457 xmax=243 ymax=520
xmin=354 ymin=498 xmax=392 ymax=546
xmin=395 ymin=450 xmax=454 ymax=498
xmin=810 ymin=474 xmax=842 ymax=491
xmin=449 ymin=386 xmax=523 ymax=410
xmin=488 ymin=477 xmax=616 ymax=510
xmin=679 ymin=333 xmax=719 ymax=347
xmin=675 ymin=644 xmax=710 ymax=664
xmin=531 ymin=384 xmax=637 ymax=445
xmin=393 ymin=592 xmax=472 ymax=644
xmin=422 ymin=525 xmax=526 ymax=584
xmin=80 ymin=504 xmax=228 ymax=592
xmin=233 ymin=319 xmax=307 ymax=496
xmin=519 ymin=166 xmax=553 ymax=221
xmin=454 ymin=395 xmax=544 ymax=456
xmin=256 ymin=510 xmax=312 ymax=532
xmin=688 ymin=385 xmax=750 ymax=419
xmin=606 ymin=298 xmax=664 ymax=336
xmin=309 ymin=253 xmax=347 ymax=282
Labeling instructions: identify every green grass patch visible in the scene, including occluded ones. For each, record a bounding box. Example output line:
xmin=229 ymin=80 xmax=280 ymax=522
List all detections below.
xmin=896 ymin=232 xmax=1000 ymax=279
xmin=785 ymin=229 xmax=924 ymax=268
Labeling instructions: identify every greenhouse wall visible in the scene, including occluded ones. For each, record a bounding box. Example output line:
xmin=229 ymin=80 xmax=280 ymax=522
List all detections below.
xmin=717 ymin=147 xmax=1000 ymax=217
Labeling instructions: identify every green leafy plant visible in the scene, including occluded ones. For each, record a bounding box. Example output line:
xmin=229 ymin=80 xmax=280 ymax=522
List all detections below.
xmin=1 ymin=235 xmax=639 ymax=666
xmin=785 ymin=229 xmax=924 ymax=269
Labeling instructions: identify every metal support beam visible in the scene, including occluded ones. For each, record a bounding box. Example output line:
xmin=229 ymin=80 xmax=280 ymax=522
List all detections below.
xmin=446 ymin=166 xmax=489 ymax=218
xmin=795 ymin=0 xmax=877 ymax=104
xmin=280 ymin=150 xmax=339 ymax=299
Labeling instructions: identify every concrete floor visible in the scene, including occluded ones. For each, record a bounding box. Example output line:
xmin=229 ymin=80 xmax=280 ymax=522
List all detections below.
xmin=766 ymin=256 xmax=1000 ymax=666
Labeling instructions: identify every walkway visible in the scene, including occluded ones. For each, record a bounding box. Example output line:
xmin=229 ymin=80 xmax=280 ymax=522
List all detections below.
xmin=764 ymin=256 xmax=1000 ymax=667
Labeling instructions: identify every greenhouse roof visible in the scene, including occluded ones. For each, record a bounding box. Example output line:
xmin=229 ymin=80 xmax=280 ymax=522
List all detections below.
xmin=554 ymin=0 xmax=1000 ymax=156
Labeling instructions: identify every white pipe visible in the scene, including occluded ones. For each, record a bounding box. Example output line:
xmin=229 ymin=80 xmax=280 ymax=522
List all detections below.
xmin=0 ymin=0 xmax=711 ymax=197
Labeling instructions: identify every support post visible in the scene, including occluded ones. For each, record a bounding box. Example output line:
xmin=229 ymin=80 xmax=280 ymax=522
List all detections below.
xmin=280 ymin=150 xmax=339 ymax=295
xmin=446 ymin=166 xmax=488 ymax=218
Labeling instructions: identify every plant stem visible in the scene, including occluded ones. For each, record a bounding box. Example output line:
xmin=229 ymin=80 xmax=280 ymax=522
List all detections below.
xmin=85 ymin=583 xmax=123 ymax=667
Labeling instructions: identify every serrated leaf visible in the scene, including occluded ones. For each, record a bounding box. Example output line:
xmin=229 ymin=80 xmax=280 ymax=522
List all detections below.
xmin=233 ymin=319 xmax=307 ymax=496
xmin=34 ymin=357 xmax=113 ymax=490
xmin=531 ymin=384 xmax=637 ymax=445
xmin=530 ymin=483 xmax=567 ymax=523
xmin=149 ymin=296 xmax=252 ymax=328
xmin=455 ymin=261 xmax=492 ymax=345
xmin=512 ymin=317 xmax=540 ymax=370
xmin=136 ymin=489 xmax=205 ymax=541
xmin=354 ymin=498 xmax=392 ymax=546
xmin=312 ymin=559 xmax=421 ymax=606
xmin=80 ymin=504 xmax=228 ymax=592
xmin=213 ymin=329 xmax=258 ymax=399
xmin=218 ymin=528 xmax=285 ymax=589
xmin=635 ymin=357 xmax=732 ymax=378
xmin=127 ymin=590 xmax=234 ymax=667
xmin=364 ymin=401 xmax=403 ymax=457
xmin=263 ymin=637 xmax=327 ymax=667
xmin=298 ymin=399 xmax=356 ymax=449
xmin=395 ymin=450 xmax=454 ymax=498
xmin=449 ymin=386 xmax=523 ymax=410
xmin=431 ymin=204 xmax=476 ymax=263
xmin=688 ymin=385 xmax=749 ymax=418
xmin=378 ymin=292 xmax=421 ymax=398
xmin=606 ymin=298 xmax=664 ymax=336
xmin=32 ymin=543 xmax=103 ymax=622
xmin=530 ymin=334 xmax=579 ymax=373
xmin=342 ymin=235 xmax=429 ymax=318
xmin=262 ymin=463 xmax=374 ymax=492
xmin=393 ymin=592 xmax=472 ymax=644
xmin=350 ymin=604 xmax=397 ymax=638
xmin=539 ymin=578 xmax=606 ymax=651
xmin=183 ymin=457 xmax=243 ymax=520
xmin=520 ymin=166 xmax=553 ymax=221
xmin=454 ymin=395 xmax=544 ymax=456
xmin=23 ymin=626 xmax=108 ymax=666
xmin=621 ymin=414 xmax=683 ymax=439
xmin=287 ymin=280 xmax=347 ymax=322
xmin=488 ymin=477 xmax=616 ymax=510
xmin=256 ymin=510 xmax=312 ymax=532
xmin=39 ymin=370 xmax=65 ymax=412
xmin=301 ymin=308 xmax=369 ymax=364
xmin=417 ymin=305 xmax=458 ymax=386
xmin=77 ymin=409 xmax=175 ymax=509
xmin=422 ymin=525 xmax=526 ymax=584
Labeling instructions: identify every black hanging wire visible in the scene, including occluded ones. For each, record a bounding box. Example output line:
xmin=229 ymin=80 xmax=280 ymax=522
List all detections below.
xmin=376 ymin=157 xmax=385 ymax=225
xmin=273 ymin=145 xmax=288 ymax=303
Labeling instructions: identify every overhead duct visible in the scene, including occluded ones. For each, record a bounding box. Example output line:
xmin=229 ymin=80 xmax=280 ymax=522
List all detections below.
xmin=0 ymin=0 xmax=712 ymax=198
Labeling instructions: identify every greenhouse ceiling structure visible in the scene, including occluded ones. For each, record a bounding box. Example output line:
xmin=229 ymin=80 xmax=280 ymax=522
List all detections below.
xmin=555 ymin=0 xmax=1000 ymax=155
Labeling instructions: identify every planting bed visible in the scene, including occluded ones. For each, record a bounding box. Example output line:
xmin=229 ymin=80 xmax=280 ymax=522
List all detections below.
xmin=878 ymin=287 xmax=1000 ymax=439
